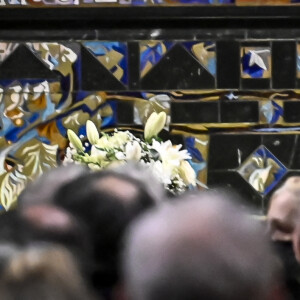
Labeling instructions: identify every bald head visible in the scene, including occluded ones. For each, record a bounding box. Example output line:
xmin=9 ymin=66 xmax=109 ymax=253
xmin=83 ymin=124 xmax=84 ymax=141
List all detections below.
xmin=21 ymin=204 xmax=78 ymax=234
xmin=124 ymin=192 xmax=277 ymax=300
xmin=281 ymin=176 xmax=300 ymax=192
xmin=93 ymin=176 xmax=139 ymax=204
xmin=54 ymin=170 xmax=156 ymax=288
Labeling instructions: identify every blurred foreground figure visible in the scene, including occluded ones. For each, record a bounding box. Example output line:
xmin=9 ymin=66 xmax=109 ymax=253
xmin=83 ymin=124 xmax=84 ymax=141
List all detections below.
xmin=267 ymin=176 xmax=300 ymax=299
xmin=0 ymin=206 xmax=92 ymax=282
xmin=114 ymin=162 xmax=165 ymax=204
xmin=54 ymin=169 xmax=156 ymax=299
xmin=124 ymin=192 xmax=284 ymax=300
xmin=0 ymin=245 xmax=96 ymax=300
xmin=19 ymin=164 xmax=88 ymax=207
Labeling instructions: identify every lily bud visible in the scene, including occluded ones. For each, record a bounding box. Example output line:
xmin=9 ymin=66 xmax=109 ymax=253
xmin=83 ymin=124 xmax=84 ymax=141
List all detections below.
xmin=86 ymin=120 xmax=99 ymax=145
xmin=179 ymin=160 xmax=197 ymax=186
xmin=67 ymin=129 xmax=84 ymax=152
xmin=144 ymin=112 xmax=167 ymax=141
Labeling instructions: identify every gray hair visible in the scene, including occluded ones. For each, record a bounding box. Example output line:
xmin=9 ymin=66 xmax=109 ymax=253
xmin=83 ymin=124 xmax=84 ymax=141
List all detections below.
xmin=19 ymin=164 xmax=88 ymax=207
xmin=123 ymin=191 xmax=278 ymax=300
xmin=114 ymin=162 xmax=165 ymax=204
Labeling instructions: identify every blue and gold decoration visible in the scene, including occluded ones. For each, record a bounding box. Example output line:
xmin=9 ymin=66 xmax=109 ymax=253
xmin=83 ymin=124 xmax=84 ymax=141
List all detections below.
xmin=83 ymin=42 xmax=128 ymax=85
xmin=241 ymin=47 xmax=271 ymax=79
xmin=1 ymin=38 xmax=300 ymax=211
xmin=181 ymin=41 xmax=216 ymax=76
xmin=259 ymin=100 xmax=283 ymax=125
xmin=238 ymin=146 xmax=287 ymax=195
xmin=184 ymin=135 xmax=208 ymax=188
xmin=140 ymin=41 xmax=174 ymax=78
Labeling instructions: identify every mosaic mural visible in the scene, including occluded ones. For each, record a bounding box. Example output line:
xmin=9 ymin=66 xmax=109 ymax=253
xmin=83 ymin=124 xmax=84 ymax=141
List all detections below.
xmin=2 ymin=38 xmax=300 ymax=213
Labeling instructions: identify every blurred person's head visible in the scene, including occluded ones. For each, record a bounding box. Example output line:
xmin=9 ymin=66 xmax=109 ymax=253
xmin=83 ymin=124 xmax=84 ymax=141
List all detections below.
xmin=0 ymin=206 xmax=92 ymax=281
xmin=267 ymin=177 xmax=300 ymax=298
xmin=123 ymin=191 xmax=282 ymax=300
xmin=0 ymin=244 xmax=96 ymax=300
xmin=267 ymin=177 xmax=300 ymax=243
xmin=19 ymin=164 xmax=88 ymax=207
xmin=54 ymin=170 xmax=156 ymax=290
xmin=114 ymin=162 xmax=165 ymax=204
xmin=20 ymin=204 xmax=92 ymax=274
xmin=0 ymin=211 xmax=33 ymax=246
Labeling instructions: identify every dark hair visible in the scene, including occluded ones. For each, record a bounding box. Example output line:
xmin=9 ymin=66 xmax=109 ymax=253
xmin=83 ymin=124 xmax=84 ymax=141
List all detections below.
xmin=0 ymin=211 xmax=33 ymax=246
xmin=0 ymin=208 xmax=92 ymax=281
xmin=54 ymin=170 xmax=156 ymax=288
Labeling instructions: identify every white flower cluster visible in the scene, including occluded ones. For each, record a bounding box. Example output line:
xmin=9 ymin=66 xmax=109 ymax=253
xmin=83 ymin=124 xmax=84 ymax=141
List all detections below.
xmin=65 ymin=112 xmax=196 ymax=194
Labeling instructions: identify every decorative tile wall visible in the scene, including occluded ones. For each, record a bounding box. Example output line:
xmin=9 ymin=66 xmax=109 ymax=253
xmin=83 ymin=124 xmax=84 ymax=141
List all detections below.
xmin=2 ymin=11 xmax=300 ymax=213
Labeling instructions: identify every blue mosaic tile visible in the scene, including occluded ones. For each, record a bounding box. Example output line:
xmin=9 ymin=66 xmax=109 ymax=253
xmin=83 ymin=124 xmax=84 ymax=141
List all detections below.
xmin=241 ymin=47 xmax=271 ymax=79
xmin=238 ymin=145 xmax=287 ymax=195
xmin=181 ymin=41 xmax=216 ymax=76
xmin=259 ymin=100 xmax=283 ymax=125
xmin=83 ymin=41 xmax=128 ymax=85
xmin=140 ymin=41 xmax=174 ymax=78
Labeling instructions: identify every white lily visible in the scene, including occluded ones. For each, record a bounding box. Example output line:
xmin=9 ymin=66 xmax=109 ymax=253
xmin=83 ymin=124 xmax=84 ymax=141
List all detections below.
xmin=86 ymin=120 xmax=99 ymax=145
xmin=110 ymin=131 xmax=129 ymax=149
xmin=90 ymin=145 xmax=107 ymax=163
xmin=179 ymin=160 xmax=197 ymax=186
xmin=144 ymin=112 xmax=167 ymax=140
xmin=67 ymin=129 xmax=84 ymax=152
xmin=151 ymin=160 xmax=172 ymax=185
xmin=115 ymin=152 xmax=126 ymax=160
xmin=125 ymin=141 xmax=142 ymax=161
xmin=97 ymin=136 xmax=111 ymax=149
xmin=151 ymin=140 xmax=191 ymax=167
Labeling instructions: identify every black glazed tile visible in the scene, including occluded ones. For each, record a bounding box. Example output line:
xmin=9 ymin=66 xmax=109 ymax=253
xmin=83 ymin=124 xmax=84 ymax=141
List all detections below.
xmin=159 ymin=131 xmax=185 ymax=146
xmin=140 ymin=44 xmax=215 ymax=90
xmin=171 ymin=101 xmax=218 ymax=123
xmin=208 ymin=134 xmax=262 ymax=170
xmin=241 ymin=78 xmax=270 ymax=90
xmin=207 ymin=170 xmax=262 ymax=208
xmin=248 ymin=29 xmax=300 ymax=40
xmin=0 ymin=44 xmax=59 ymax=80
xmin=283 ymin=101 xmax=300 ymax=123
xmin=272 ymin=41 xmax=296 ymax=89
xmin=194 ymin=29 xmax=245 ymax=40
xmin=81 ymin=45 xmax=126 ymax=91
xmin=220 ymin=101 xmax=259 ymax=123
xmin=128 ymin=42 xmax=139 ymax=90
xmin=289 ymin=135 xmax=300 ymax=169
xmin=62 ymin=42 xmax=81 ymax=92
xmin=262 ymin=134 xmax=295 ymax=168
xmin=240 ymin=41 xmax=270 ymax=48
xmin=0 ymin=30 xmax=98 ymax=41
xmin=117 ymin=101 xmax=134 ymax=124
xmin=216 ymin=41 xmax=239 ymax=89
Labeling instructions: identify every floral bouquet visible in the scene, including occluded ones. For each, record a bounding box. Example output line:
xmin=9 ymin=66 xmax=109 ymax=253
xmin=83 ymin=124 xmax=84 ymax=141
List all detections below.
xmin=65 ymin=112 xmax=196 ymax=194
